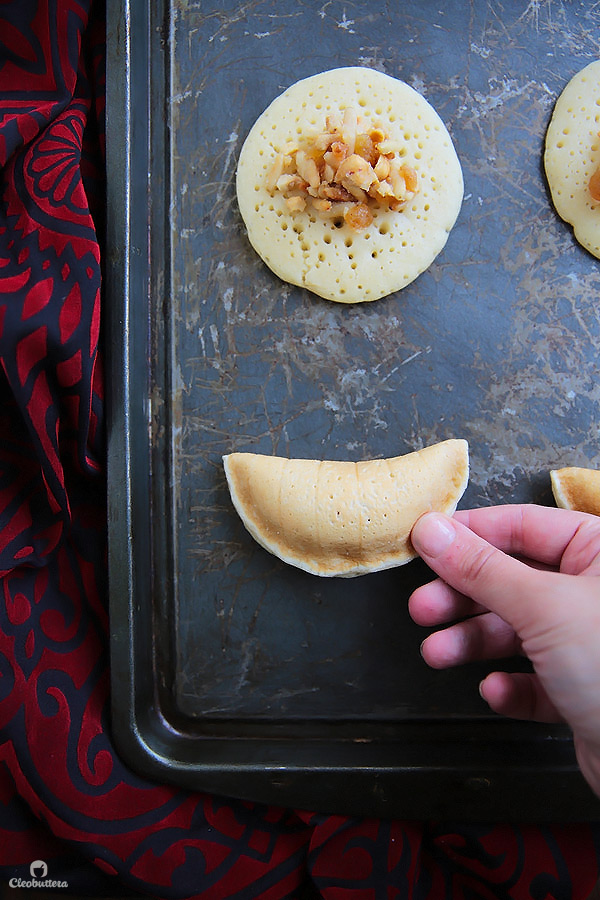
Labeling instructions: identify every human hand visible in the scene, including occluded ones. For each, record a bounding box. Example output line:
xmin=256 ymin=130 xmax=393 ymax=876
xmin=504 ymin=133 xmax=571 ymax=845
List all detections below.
xmin=408 ymin=504 xmax=600 ymax=798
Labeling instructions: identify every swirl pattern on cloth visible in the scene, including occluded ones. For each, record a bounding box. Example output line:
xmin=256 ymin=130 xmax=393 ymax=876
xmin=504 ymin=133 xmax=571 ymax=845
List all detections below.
xmin=0 ymin=2 xmax=599 ymax=898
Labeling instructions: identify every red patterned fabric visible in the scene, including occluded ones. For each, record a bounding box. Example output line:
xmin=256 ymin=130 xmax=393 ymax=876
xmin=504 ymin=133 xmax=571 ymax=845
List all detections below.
xmin=1 ymin=3 xmax=600 ymax=897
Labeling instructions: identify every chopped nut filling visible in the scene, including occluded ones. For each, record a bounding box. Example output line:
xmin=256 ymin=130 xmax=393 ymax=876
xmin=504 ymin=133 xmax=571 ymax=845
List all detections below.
xmin=589 ymin=166 xmax=600 ymax=202
xmin=266 ymin=109 xmax=420 ymax=230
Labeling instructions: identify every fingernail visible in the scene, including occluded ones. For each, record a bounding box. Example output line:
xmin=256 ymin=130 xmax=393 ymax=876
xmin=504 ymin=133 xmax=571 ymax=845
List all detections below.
xmin=412 ymin=513 xmax=456 ymax=558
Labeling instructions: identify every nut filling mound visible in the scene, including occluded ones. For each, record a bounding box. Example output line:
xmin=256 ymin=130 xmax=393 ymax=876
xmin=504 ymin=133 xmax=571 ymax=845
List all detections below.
xmin=266 ymin=109 xmax=420 ymax=231
xmin=590 ymin=161 xmax=600 ymax=202
xmin=236 ymin=66 xmax=464 ymax=304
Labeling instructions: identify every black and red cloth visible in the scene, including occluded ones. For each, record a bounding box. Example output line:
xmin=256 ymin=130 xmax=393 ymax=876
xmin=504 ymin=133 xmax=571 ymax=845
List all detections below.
xmin=0 ymin=3 xmax=599 ymax=898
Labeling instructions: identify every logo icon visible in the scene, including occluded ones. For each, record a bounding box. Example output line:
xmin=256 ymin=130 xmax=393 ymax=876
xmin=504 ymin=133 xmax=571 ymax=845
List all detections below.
xmin=29 ymin=861 xmax=48 ymax=880
xmin=9 ymin=858 xmax=67 ymax=889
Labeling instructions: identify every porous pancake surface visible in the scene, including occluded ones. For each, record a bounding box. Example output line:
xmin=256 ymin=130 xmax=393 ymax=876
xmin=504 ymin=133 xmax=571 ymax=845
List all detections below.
xmin=236 ymin=67 xmax=464 ymax=303
xmin=544 ymin=60 xmax=600 ymax=258
xmin=223 ymin=439 xmax=469 ymax=577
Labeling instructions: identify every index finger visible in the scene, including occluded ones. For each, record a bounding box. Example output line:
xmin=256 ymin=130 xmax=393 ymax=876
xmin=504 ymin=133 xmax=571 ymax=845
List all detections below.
xmin=454 ymin=504 xmax=600 ymax=573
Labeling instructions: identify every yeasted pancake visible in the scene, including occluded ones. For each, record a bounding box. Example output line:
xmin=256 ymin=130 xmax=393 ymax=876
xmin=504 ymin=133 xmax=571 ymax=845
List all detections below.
xmin=544 ymin=60 xmax=600 ymax=258
xmin=236 ymin=67 xmax=463 ymax=303
xmin=550 ymin=466 xmax=600 ymax=516
xmin=223 ymin=439 xmax=469 ymax=577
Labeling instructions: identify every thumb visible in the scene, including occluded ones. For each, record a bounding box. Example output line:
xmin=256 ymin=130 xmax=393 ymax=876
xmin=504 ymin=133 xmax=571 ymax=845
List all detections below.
xmin=410 ymin=512 xmax=553 ymax=632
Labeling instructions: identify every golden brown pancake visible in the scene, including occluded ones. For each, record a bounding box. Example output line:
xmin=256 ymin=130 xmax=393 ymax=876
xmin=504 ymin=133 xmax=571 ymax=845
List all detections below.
xmin=224 ymin=439 xmax=469 ymax=576
xmin=550 ymin=466 xmax=600 ymax=516
xmin=236 ymin=67 xmax=463 ymax=303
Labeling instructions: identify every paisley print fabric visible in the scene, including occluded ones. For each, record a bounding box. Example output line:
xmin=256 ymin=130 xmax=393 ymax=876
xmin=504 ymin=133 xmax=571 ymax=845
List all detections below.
xmin=0 ymin=2 xmax=599 ymax=897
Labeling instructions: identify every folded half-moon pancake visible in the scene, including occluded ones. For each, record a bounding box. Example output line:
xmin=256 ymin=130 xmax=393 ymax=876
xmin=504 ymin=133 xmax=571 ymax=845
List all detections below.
xmin=224 ymin=439 xmax=469 ymax=577
xmin=550 ymin=466 xmax=600 ymax=516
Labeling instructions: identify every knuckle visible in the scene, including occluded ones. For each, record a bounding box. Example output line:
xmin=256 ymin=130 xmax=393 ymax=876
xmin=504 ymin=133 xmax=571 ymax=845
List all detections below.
xmin=456 ymin=543 xmax=498 ymax=588
xmin=564 ymin=519 xmax=600 ymax=575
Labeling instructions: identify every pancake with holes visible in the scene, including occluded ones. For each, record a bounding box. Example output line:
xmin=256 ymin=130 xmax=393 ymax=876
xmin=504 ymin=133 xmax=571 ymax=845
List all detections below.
xmin=544 ymin=60 xmax=600 ymax=258
xmin=223 ymin=439 xmax=469 ymax=577
xmin=236 ymin=67 xmax=464 ymax=304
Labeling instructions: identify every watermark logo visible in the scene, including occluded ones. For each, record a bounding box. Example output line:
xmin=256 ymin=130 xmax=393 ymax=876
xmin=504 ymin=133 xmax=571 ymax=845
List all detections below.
xmin=30 ymin=861 xmax=48 ymax=879
xmin=9 ymin=859 xmax=68 ymax=890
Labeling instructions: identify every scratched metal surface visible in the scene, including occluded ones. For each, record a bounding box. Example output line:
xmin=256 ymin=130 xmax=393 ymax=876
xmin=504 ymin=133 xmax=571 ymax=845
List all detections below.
xmin=165 ymin=0 xmax=600 ymax=723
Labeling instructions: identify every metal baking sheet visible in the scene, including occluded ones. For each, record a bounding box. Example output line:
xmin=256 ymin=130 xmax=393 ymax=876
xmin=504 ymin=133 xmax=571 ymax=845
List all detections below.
xmin=106 ymin=0 xmax=600 ymax=819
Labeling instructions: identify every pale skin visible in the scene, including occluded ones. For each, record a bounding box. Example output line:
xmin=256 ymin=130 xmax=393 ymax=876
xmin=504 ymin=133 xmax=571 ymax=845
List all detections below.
xmin=408 ymin=505 xmax=600 ymax=798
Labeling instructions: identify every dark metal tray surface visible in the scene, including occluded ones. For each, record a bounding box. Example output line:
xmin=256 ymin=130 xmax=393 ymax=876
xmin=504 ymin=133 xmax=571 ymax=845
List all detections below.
xmin=106 ymin=0 xmax=600 ymax=820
